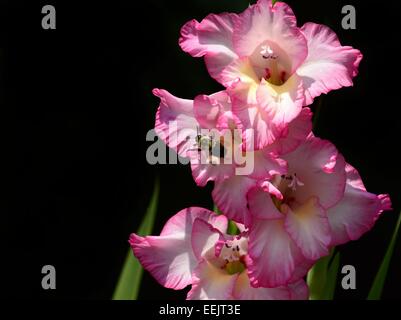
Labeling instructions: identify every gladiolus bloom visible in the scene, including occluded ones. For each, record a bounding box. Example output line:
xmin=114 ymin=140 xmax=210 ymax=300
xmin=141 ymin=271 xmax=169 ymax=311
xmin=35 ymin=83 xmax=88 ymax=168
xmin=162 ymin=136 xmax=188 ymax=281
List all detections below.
xmin=179 ymin=0 xmax=362 ymax=149
xmin=153 ymin=88 xmax=312 ymax=223
xmin=130 ymin=207 xmax=308 ymax=300
xmin=246 ymin=136 xmax=391 ymax=287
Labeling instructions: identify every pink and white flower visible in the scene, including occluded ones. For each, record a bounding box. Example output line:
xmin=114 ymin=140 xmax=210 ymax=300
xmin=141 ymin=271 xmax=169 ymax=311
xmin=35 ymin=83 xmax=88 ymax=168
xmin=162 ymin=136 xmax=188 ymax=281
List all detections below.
xmin=245 ymin=136 xmax=391 ymax=288
xmin=153 ymin=88 xmax=312 ymax=224
xmin=179 ymin=0 xmax=362 ymax=149
xmin=130 ymin=207 xmax=308 ymax=300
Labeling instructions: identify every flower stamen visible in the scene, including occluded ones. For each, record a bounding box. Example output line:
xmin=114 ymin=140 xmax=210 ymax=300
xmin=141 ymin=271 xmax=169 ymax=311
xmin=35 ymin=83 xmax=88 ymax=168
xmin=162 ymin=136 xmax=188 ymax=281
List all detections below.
xmin=220 ymin=238 xmax=246 ymax=275
xmin=287 ymin=173 xmax=305 ymax=191
xmin=260 ymin=45 xmax=278 ymax=60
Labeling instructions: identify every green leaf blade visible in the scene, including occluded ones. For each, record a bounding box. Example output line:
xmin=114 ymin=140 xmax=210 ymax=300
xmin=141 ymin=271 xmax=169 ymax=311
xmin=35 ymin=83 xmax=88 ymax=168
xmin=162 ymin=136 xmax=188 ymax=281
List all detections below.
xmin=213 ymin=203 xmax=221 ymax=215
xmin=368 ymin=211 xmax=401 ymax=300
xmin=227 ymin=220 xmax=240 ymax=235
xmin=112 ymin=177 xmax=160 ymax=300
xmin=112 ymin=251 xmax=144 ymax=300
xmin=307 ymin=248 xmax=335 ymax=300
xmin=323 ymin=252 xmax=340 ymax=300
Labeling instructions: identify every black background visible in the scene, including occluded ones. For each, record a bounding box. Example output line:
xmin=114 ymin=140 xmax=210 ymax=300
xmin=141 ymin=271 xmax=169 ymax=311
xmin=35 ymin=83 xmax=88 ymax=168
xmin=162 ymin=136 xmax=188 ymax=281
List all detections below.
xmin=2 ymin=0 xmax=400 ymax=300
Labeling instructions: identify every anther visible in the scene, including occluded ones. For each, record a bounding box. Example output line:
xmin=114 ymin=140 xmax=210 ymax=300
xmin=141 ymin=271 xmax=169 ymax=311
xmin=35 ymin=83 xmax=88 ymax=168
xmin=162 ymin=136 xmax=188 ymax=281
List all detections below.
xmin=260 ymin=45 xmax=277 ymax=59
xmin=287 ymin=173 xmax=305 ymax=191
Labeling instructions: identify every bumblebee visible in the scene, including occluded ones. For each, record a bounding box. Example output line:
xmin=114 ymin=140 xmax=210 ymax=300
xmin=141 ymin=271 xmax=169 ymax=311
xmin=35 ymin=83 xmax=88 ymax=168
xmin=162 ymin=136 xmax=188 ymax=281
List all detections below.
xmin=192 ymin=127 xmax=227 ymax=163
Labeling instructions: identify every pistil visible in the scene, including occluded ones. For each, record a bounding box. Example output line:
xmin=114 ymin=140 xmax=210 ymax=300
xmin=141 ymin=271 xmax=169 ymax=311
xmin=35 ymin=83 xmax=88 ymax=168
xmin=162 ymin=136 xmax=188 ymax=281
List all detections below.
xmin=260 ymin=45 xmax=282 ymax=85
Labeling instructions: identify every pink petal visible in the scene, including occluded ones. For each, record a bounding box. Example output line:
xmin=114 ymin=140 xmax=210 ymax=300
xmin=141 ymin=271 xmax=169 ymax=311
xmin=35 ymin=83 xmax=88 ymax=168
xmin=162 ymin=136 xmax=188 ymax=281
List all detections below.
xmin=247 ymin=150 xmax=288 ymax=180
xmin=284 ymin=197 xmax=331 ymax=260
xmin=233 ymin=0 xmax=307 ymax=78
xmin=232 ymin=98 xmax=283 ymax=150
xmin=378 ymin=194 xmax=392 ymax=211
xmin=233 ymin=272 xmax=291 ymax=300
xmin=191 ymin=218 xmax=225 ymax=261
xmin=247 ymin=218 xmax=306 ymax=288
xmin=212 ymin=176 xmax=257 ymax=224
xmin=266 ymin=107 xmax=313 ymax=155
xmin=189 ymin=149 xmax=236 ymax=187
xmin=235 ymin=222 xmax=247 ymax=234
xmin=288 ymin=279 xmax=309 ymax=300
xmin=344 ymin=163 xmax=367 ymax=191
xmin=221 ymin=57 xmax=260 ymax=104
xmin=283 ymin=136 xmax=346 ymax=209
xmin=289 ymin=258 xmax=315 ymax=283
xmin=215 ymin=110 xmax=244 ymax=132
xmin=247 ymin=186 xmax=284 ymax=220
xmin=153 ymin=89 xmax=198 ymax=157
xmin=260 ymin=180 xmax=284 ymax=200
xmin=189 ymin=92 xmax=241 ymax=187
xmin=130 ymin=234 xmax=196 ymax=290
xmin=160 ymin=207 xmax=228 ymax=236
xmin=130 ymin=207 xmax=227 ymax=290
xmin=193 ymin=92 xmax=230 ymax=129
xmin=187 ymin=260 xmax=237 ymax=300
xmin=297 ymin=22 xmax=363 ymax=105
xmin=256 ymin=75 xmax=305 ymax=129
xmin=179 ymin=13 xmax=239 ymax=83
xmin=328 ymin=164 xmax=392 ymax=246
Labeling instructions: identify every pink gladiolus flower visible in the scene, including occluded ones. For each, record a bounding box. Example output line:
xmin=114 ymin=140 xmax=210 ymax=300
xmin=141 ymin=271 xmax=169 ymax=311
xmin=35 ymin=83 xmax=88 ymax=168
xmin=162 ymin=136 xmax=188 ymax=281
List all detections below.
xmin=153 ymin=88 xmax=312 ymax=223
xmin=179 ymin=0 xmax=362 ymax=149
xmin=245 ymin=136 xmax=392 ymax=288
xmin=130 ymin=207 xmax=308 ymax=300
xmin=211 ymin=106 xmax=312 ymax=224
